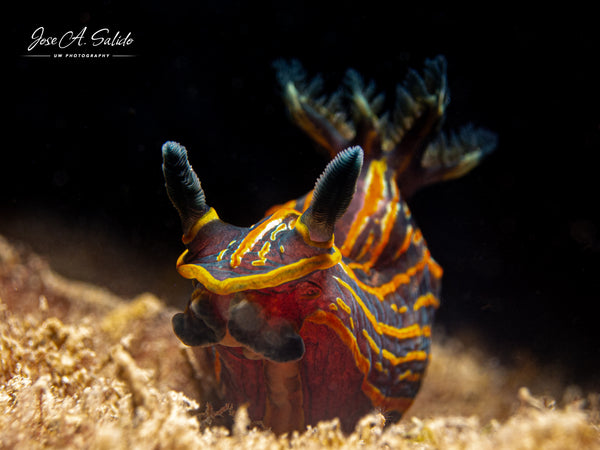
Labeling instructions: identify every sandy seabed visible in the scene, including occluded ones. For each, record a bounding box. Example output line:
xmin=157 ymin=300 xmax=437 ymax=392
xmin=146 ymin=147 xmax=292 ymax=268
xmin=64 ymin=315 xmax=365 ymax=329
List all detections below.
xmin=0 ymin=234 xmax=598 ymax=449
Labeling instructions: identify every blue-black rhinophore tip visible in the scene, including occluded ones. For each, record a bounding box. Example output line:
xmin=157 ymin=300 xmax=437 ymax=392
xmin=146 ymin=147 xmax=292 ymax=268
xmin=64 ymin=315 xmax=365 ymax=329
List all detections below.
xmin=301 ymin=146 xmax=364 ymax=242
xmin=162 ymin=141 xmax=209 ymax=235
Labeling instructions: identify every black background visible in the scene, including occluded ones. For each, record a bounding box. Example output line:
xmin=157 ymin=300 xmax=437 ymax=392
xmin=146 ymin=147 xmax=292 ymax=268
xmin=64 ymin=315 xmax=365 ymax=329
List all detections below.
xmin=8 ymin=2 xmax=599 ymax=386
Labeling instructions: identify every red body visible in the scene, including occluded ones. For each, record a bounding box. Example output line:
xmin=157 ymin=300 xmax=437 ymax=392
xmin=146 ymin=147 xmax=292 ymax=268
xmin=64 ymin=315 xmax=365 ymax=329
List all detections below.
xmin=165 ymin=56 xmax=496 ymax=433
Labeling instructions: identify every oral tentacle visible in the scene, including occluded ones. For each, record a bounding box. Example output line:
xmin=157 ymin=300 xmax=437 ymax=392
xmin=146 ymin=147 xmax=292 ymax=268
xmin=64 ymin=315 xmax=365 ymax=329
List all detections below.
xmin=172 ymin=310 xmax=223 ymax=347
xmin=228 ymin=297 xmax=305 ymax=363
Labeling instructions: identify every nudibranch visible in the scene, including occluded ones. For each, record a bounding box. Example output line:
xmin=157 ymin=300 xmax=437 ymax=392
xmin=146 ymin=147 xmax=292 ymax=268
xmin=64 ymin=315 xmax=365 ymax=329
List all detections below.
xmin=163 ymin=56 xmax=496 ymax=434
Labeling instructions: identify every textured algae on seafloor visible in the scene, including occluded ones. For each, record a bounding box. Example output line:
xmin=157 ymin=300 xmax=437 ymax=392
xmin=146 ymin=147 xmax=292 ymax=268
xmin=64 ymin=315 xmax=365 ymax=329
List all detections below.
xmin=0 ymin=234 xmax=599 ymax=449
